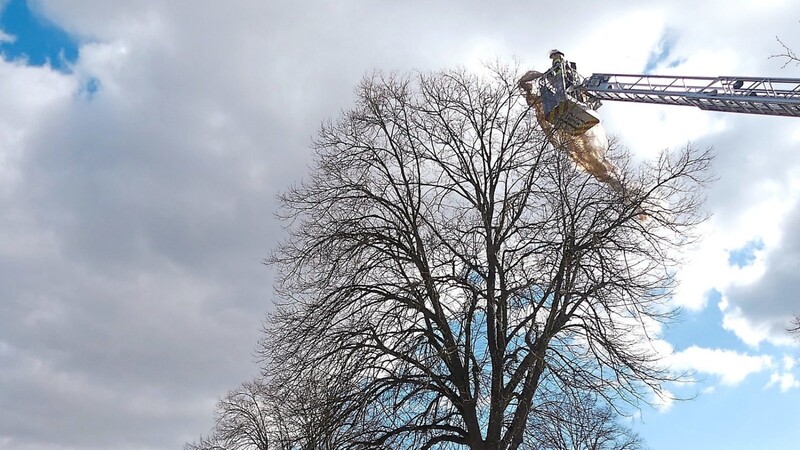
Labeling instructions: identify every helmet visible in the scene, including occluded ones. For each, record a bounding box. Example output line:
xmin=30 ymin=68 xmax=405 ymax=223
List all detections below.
xmin=549 ymin=49 xmax=564 ymax=58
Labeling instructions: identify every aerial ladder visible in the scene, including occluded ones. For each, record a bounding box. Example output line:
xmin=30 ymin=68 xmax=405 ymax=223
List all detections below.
xmin=518 ymin=50 xmax=800 ymax=194
xmin=526 ymin=50 xmax=800 ymax=136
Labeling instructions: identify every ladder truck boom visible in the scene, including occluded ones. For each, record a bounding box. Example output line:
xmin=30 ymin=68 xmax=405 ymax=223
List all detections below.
xmin=520 ymin=50 xmax=800 ymax=135
xmin=518 ymin=50 xmax=800 ymax=194
xmin=582 ymin=73 xmax=800 ymax=118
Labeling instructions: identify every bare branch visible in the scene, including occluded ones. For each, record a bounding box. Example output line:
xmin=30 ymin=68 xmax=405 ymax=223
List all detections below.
xmin=789 ymin=315 xmax=800 ymax=338
xmin=771 ymin=36 xmax=800 ymax=68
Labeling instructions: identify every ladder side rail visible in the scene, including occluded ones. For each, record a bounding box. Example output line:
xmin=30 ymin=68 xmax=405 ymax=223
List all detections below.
xmin=585 ymin=74 xmax=800 ymax=96
xmin=592 ymin=86 xmax=800 ymax=103
xmin=589 ymin=88 xmax=800 ymax=105
xmin=699 ymin=100 xmax=800 ymax=117
xmin=593 ymin=95 xmax=800 ymax=117
xmin=588 ymin=74 xmax=800 ymax=100
xmin=594 ymin=73 xmax=800 ymax=83
xmin=586 ymin=87 xmax=800 ymax=117
xmin=599 ymin=74 xmax=800 ymax=97
xmin=589 ymin=74 xmax=728 ymax=97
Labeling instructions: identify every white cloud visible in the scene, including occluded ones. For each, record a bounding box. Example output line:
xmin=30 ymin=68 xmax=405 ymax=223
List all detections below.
xmin=670 ymin=346 xmax=773 ymax=386
xmin=0 ymin=28 xmax=14 ymax=44
xmin=651 ymin=387 xmax=675 ymax=413
xmin=720 ymin=306 xmax=775 ymax=348
xmin=765 ymin=355 xmax=800 ymax=392
xmin=668 ymin=142 xmax=800 ymax=345
xmin=767 ymin=372 xmax=800 ymax=392
xmin=718 ymin=197 xmax=800 ymax=347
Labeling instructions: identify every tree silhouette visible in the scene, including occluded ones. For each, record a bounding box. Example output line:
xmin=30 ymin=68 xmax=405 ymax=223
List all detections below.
xmin=528 ymin=390 xmax=645 ymax=450
xmin=204 ymin=65 xmax=711 ymax=450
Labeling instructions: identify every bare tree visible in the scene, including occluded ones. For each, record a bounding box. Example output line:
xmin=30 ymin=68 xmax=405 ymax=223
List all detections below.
xmin=185 ymin=379 xmax=287 ymax=450
xmin=259 ymin=64 xmax=712 ymax=450
xmin=527 ymin=388 xmax=645 ymax=450
xmin=186 ymin=373 xmax=359 ymax=450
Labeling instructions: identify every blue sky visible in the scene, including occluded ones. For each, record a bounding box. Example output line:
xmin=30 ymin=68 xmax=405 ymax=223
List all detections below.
xmin=643 ymin=374 xmax=800 ymax=449
xmin=0 ymin=0 xmax=77 ymax=71
xmin=644 ymin=29 xmax=686 ymax=73
xmin=652 ymin=291 xmax=800 ymax=449
xmin=0 ymin=1 xmax=798 ymax=450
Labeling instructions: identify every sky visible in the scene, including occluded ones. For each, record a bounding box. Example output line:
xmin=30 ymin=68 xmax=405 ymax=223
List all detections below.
xmin=0 ymin=0 xmax=798 ymax=449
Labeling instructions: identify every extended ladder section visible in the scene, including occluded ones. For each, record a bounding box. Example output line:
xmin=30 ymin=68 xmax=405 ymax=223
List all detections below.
xmin=583 ymin=73 xmax=800 ymax=117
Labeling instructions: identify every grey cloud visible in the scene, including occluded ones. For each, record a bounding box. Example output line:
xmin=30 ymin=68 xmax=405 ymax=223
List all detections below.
xmin=726 ymin=202 xmax=800 ymax=336
xmin=694 ymin=117 xmax=800 ymax=222
xmin=686 ymin=113 xmax=800 ymax=343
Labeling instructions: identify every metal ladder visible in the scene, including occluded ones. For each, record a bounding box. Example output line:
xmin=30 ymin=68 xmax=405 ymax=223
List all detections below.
xmin=582 ymin=73 xmax=800 ymax=117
